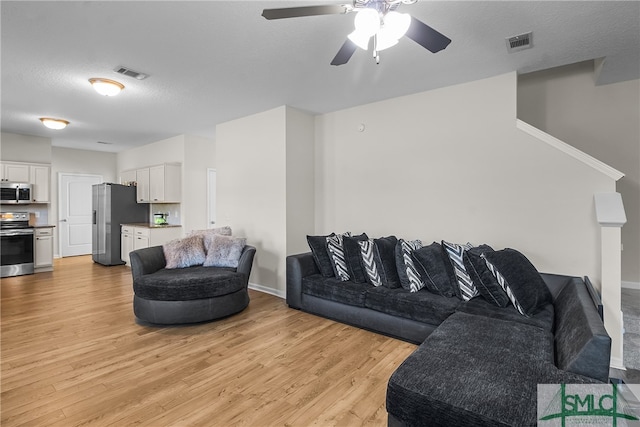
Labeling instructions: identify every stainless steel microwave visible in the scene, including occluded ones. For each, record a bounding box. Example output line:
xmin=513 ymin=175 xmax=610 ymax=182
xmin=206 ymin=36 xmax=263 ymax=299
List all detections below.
xmin=0 ymin=182 xmax=32 ymax=204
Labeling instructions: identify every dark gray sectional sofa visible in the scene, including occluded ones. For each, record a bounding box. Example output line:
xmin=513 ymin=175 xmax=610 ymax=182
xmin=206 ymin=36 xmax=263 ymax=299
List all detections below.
xmin=286 ymin=252 xmax=611 ymax=427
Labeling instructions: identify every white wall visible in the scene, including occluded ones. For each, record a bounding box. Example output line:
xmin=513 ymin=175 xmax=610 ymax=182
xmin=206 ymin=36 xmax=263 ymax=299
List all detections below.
xmin=315 ymin=72 xmax=616 ymax=288
xmin=0 ymin=133 xmax=118 ymax=258
xmin=217 ymin=106 xmax=315 ymax=294
xmin=0 ymin=132 xmax=51 ymax=163
xmin=117 ymin=135 xmax=185 ymax=172
xmin=183 ymin=135 xmax=216 ymax=233
xmin=286 ymin=106 xmax=316 ymax=257
xmin=217 ymin=107 xmax=288 ymax=292
xmin=51 ymin=147 xmax=117 ymax=257
xmin=518 ymin=61 xmax=640 ymax=285
xmin=117 ymin=134 xmax=216 ymax=234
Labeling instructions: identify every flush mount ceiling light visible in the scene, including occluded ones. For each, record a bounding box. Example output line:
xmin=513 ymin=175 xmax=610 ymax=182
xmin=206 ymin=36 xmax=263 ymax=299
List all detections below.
xmin=39 ymin=117 xmax=69 ymax=130
xmin=89 ymin=78 xmax=124 ymax=96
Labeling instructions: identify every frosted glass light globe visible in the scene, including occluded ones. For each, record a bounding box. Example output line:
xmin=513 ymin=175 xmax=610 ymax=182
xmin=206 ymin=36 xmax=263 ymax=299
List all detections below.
xmin=353 ymin=8 xmax=380 ymax=37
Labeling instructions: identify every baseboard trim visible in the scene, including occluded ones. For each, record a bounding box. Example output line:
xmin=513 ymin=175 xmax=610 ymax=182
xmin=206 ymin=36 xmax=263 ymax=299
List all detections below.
xmin=622 ymin=281 xmax=640 ymax=290
xmin=248 ymin=283 xmax=285 ymax=299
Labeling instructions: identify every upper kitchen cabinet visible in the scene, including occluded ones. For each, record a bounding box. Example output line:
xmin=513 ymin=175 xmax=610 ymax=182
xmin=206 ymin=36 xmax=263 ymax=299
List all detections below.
xmin=135 ymin=163 xmax=181 ymax=203
xmin=0 ymin=161 xmax=50 ymax=203
xmin=1 ymin=162 xmax=30 ymax=182
xmin=149 ymin=164 xmax=181 ymax=203
xmin=30 ymin=165 xmax=50 ymax=203
xmin=136 ymin=168 xmax=150 ymax=202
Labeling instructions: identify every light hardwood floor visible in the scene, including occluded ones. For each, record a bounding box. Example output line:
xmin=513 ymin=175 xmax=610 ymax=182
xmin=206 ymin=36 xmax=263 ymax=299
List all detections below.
xmin=1 ymin=256 xmax=417 ymax=426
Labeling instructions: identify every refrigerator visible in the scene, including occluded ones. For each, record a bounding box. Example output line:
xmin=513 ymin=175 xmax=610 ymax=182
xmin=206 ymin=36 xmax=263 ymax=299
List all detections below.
xmin=92 ymin=183 xmax=149 ymax=266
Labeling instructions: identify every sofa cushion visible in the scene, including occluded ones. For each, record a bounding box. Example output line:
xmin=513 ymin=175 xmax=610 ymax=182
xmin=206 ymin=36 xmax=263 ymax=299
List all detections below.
xmin=442 ymin=241 xmax=477 ymax=301
xmin=359 ymin=239 xmax=383 ymax=287
xmin=301 ymin=274 xmax=369 ymax=307
xmin=482 ymin=248 xmax=553 ymax=317
xmin=372 ymin=236 xmax=401 ymax=288
xmin=306 ymin=233 xmax=336 ymax=278
xmin=411 ymin=243 xmax=458 ymax=298
xmin=162 ymin=235 xmax=206 ymax=269
xmin=365 ymin=286 xmax=461 ymax=325
xmin=203 ymin=234 xmax=246 ymax=268
xmin=133 ymin=266 xmax=243 ymax=301
xmin=188 ymin=226 xmax=232 ymax=238
xmin=395 ymin=239 xmax=425 ymax=292
xmin=554 ymin=277 xmax=612 ymax=383
xmin=342 ymin=233 xmax=369 ymax=283
xmin=463 ymin=245 xmax=509 ymax=308
xmin=326 ymin=232 xmax=352 ymax=281
xmin=387 ymin=312 xmax=557 ymax=427
xmin=457 ymin=297 xmax=554 ymax=332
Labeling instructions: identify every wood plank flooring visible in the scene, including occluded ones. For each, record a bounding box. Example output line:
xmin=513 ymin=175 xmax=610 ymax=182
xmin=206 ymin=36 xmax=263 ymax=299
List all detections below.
xmin=1 ymin=256 xmax=417 ymax=426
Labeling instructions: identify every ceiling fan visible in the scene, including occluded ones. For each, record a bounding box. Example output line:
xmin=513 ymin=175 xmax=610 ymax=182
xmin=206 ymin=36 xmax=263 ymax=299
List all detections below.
xmin=261 ymin=0 xmax=451 ymax=65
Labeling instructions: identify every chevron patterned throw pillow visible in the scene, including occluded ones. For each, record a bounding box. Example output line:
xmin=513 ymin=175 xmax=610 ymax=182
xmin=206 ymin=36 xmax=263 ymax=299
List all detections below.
xmin=396 ymin=239 xmax=425 ymax=292
xmin=359 ymin=239 xmax=383 ymax=287
xmin=326 ymin=232 xmax=352 ymax=281
xmin=442 ymin=240 xmax=478 ymax=301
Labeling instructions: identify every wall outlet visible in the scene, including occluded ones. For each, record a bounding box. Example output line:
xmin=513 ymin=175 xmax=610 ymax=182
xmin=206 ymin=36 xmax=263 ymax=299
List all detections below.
xmin=35 ymin=212 xmax=40 ymax=218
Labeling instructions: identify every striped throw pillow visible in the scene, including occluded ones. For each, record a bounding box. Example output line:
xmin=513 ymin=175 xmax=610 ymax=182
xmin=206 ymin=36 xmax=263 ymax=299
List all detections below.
xmin=326 ymin=232 xmax=351 ymax=281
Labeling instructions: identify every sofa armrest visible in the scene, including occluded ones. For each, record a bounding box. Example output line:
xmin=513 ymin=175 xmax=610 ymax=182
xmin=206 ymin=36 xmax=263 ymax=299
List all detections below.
xmin=130 ymin=246 xmax=166 ymax=281
xmin=237 ymin=245 xmax=256 ymax=282
xmin=554 ymin=276 xmax=611 ymax=383
xmin=286 ymin=252 xmax=319 ymax=309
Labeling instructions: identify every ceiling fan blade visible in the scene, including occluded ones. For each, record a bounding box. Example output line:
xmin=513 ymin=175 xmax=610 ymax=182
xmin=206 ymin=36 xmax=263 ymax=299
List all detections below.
xmin=405 ymin=16 xmax=451 ymax=53
xmin=330 ymin=39 xmax=358 ymax=66
xmin=262 ymin=5 xmax=349 ymax=20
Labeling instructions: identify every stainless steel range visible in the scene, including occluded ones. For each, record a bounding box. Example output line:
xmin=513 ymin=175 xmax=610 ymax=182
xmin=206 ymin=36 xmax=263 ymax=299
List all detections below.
xmin=0 ymin=212 xmax=34 ymax=278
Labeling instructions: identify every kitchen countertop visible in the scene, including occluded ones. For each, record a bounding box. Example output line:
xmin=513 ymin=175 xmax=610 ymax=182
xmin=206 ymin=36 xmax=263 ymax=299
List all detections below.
xmin=121 ymin=223 xmax=182 ymax=229
xmin=33 ymin=224 xmax=56 ymax=228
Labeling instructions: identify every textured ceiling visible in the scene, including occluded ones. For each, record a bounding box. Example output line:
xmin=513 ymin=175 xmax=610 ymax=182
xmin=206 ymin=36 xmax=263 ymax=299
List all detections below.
xmin=1 ymin=1 xmax=639 ymax=153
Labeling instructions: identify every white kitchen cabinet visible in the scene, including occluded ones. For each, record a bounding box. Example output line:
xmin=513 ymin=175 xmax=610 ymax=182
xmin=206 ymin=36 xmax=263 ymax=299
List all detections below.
xmin=121 ymin=225 xmax=135 ymax=265
xmin=1 ymin=162 xmax=30 ymax=182
xmin=134 ymin=163 xmax=181 ymax=203
xmin=1 ymin=162 xmax=51 ymax=203
xmin=136 ymin=168 xmax=150 ymax=202
xmin=30 ymin=165 xmax=50 ymax=203
xmin=149 ymin=164 xmax=181 ymax=203
xmin=133 ymin=227 xmax=150 ymax=251
xmin=34 ymin=227 xmax=54 ymax=272
xmin=120 ymin=169 xmax=137 ymax=186
xmin=121 ymin=225 xmax=182 ymax=264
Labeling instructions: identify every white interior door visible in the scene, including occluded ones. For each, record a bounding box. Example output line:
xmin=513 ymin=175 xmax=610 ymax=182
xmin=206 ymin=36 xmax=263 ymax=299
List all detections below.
xmin=59 ymin=173 xmax=102 ymax=257
xmin=207 ymin=168 xmax=217 ymax=229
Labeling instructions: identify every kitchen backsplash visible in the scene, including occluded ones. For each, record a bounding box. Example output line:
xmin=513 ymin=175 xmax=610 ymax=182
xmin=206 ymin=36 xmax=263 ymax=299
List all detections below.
xmin=150 ymin=203 xmax=181 ymax=225
xmin=0 ymin=204 xmax=48 ymax=225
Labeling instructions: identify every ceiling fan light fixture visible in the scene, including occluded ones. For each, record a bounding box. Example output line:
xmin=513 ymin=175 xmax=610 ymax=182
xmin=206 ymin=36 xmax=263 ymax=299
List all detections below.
xmin=89 ymin=78 xmax=124 ymax=96
xmin=383 ymin=11 xmax=411 ymax=40
xmin=375 ymin=31 xmax=399 ymax=51
xmin=348 ymin=30 xmax=371 ymax=50
xmin=353 ymin=8 xmax=380 ymax=37
xmin=39 ymin=117 xmax=69 ymax=130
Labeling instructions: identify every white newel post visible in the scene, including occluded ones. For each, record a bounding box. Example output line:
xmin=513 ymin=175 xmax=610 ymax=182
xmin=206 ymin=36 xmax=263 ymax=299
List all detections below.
xmin=594 ymin=193 xmax=627 ymax=369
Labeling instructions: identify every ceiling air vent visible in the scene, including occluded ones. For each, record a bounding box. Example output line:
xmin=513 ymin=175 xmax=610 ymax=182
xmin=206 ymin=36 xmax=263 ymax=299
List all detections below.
xmin=505 ymin=32 xmax=532 ymax=53
xmin=114 ymin=65 xmax=148 ymax=80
